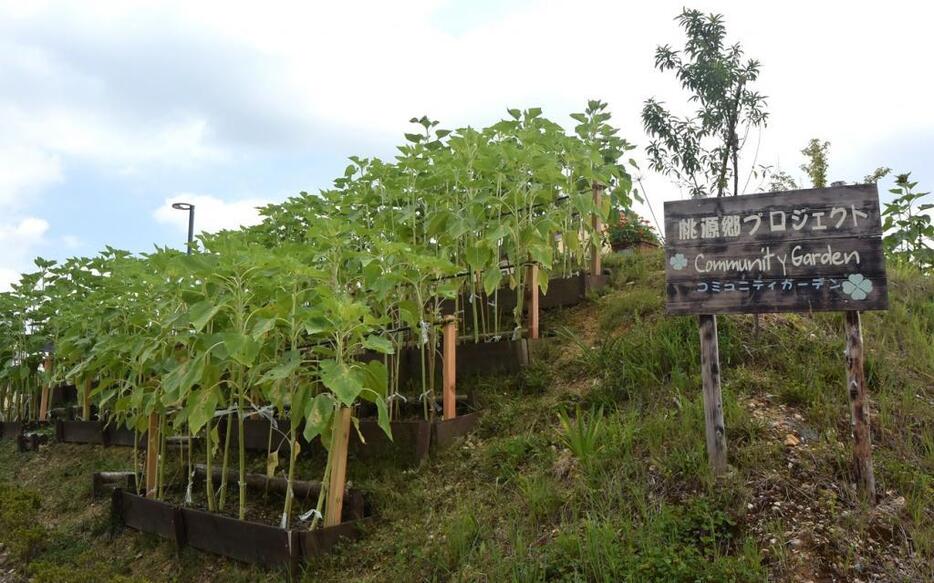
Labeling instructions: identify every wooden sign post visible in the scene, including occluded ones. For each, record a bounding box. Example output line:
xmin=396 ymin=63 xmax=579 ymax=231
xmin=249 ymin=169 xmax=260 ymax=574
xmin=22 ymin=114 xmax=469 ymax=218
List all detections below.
xmin=664 ymin=184 xmax=887 ymax=498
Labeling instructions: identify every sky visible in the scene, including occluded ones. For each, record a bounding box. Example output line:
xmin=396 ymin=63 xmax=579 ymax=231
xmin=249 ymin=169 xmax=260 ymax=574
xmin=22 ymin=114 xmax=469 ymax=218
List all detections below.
xmin=2 ymin=0 xmax=932 ymax=290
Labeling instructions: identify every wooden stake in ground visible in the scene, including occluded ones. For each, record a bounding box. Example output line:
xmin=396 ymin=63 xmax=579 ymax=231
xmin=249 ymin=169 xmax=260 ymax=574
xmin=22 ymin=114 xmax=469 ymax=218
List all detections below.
xmin=324 ymin=406 xmax=352 ymax=527
xmin=698 ymin=314 xmax=727 ymax=475
xmin=38 ymin=355 xmax=52 ymax=421
xmin=145 ymin=412 xmax=160 ymax=497
xmin=591 ymin=183 xmax=604 ymax=276
xmin=844 ymin=310 xmax=876 ymax=502
xmin=527 ymin=264 xmax=539 ymax=340
xmin=442 ymin=316 xmax=457 ymax=420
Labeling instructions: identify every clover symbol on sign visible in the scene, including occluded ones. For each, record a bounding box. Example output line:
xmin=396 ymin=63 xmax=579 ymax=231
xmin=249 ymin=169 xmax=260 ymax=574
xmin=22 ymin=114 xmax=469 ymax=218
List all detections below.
xmin=842 ymin=273 xmax=873 ymax=300
xmin=669 ymin=253 xmax=688 ymax=271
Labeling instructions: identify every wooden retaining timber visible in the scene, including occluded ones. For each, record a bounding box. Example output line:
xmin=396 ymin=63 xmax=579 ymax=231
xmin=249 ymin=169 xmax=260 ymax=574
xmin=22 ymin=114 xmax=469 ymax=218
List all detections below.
xmin=112 ymin=489 xmax=369 ymax=572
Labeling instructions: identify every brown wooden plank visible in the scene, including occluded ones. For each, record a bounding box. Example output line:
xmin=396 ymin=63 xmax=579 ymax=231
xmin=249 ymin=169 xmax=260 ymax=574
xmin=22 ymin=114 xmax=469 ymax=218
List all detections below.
xmin=442 ymin=316 xmax=457 ymax=420
xmin=181 ymin=507 xmax=292 ymax=566
xmin=666 ymin=274 xmax=888 ymax=314
xmin=664 ymin=184 xmax=882 ymax=244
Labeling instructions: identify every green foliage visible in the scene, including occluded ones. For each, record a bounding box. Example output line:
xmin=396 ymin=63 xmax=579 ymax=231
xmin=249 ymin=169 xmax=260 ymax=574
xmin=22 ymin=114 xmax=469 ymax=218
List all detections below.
xmin=882 ymin=172 xmax=933 ymax=272
xmin=800 ymin=138 xmax=830 ymax=188
xmin=0 ymin=483 xmax=45 ymax=562
xmin=765 ymin=168 xmax=798 ymax=192
xmin=557 ymin=406 xmax=605 ymax=464
xmin=643 ymin=9 xmax=768 ymax=198
xmin=863 ymin=166 xmax=891 ymax=184
xmin=598 ymin=288 xmax=664 ymax=332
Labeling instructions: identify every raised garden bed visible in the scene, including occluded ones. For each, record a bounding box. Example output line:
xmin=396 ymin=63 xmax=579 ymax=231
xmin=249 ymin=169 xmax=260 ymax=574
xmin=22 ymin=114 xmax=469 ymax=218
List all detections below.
xmin=432 ymin=412 xmax=481 ymax=449
xmin=0 ymin=421 xmax=24 ymax=441
xmin=56 ymin=419 xmax=145 ymax=447
xmin=111 ymin=476 xmax=371 ymax=573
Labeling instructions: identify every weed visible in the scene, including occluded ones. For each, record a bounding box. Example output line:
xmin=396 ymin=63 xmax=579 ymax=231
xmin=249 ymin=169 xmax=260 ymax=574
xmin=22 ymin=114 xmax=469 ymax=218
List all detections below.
xmin=557 ymin=406 xmax=604 ymax=465
xmin=598 ymin=288 xmax=664 ymax=332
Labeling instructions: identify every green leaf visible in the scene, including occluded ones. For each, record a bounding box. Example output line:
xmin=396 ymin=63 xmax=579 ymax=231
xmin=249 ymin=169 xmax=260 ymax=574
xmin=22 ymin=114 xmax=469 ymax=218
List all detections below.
xmin=375 ymin=398 xmax=392 ymax=441
xmin=250 ymin=317 xmax=277 ymax=340
xmin=187 ymin=385 xmax=219 ymax=434
xmin=360 ymin=360 xmax=388 ymax=400
xmin=363 ymin=335 xmax=394 ymax=355
xmin=320 ymin=359 xmax=363 ymax=406
xmin=303 ymin=393 xmax=335 ymax=443
xmin=259 ymin=350 xmax=301 ymax=384
xmin=483 ymin=267 xmax=503 ymax=295
xmin=464 ymin=245 xmax=492 ymax=270
xmin=188 ymin=300 xmax=223 ymax=332
xmin=221 ymin=333 xmax=261 ymax=367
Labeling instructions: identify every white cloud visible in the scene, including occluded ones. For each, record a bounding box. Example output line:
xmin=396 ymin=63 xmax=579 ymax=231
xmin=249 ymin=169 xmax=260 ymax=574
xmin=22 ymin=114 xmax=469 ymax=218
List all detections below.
xmin=0 ymin=216 xmax=50 ymax=290
xmin=153 ymin=194 xmax=271 ymax=236
xmin=0 ymin=146 xmax=62 ymax=207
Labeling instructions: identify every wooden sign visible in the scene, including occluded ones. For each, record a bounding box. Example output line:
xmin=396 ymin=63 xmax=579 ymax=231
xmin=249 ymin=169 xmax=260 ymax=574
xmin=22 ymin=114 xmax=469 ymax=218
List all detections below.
xmin=664 ymin=184 xmax=888 ymax=314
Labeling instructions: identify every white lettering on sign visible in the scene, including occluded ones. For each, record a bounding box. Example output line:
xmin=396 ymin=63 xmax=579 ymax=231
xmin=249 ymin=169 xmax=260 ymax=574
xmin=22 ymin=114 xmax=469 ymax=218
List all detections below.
xmin=675 ymin=206 xmax=873 ymax=241
xmin=690 ymin=244 xmax=861 ymax=277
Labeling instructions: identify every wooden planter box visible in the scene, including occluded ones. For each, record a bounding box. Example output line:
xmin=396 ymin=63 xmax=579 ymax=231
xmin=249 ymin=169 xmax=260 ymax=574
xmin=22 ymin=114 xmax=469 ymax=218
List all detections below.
xmin=107 ymin=425 xmax=139 ymax=447
xmin=56 ymin=420 xmax=145 ymax=447
xmin=182 ymin=506 xmax=292 ymax=567
xmin=351 ymin=418 xmax=432 ymax=466
xmin=0 ymin=421 xmax=24 ymax=441
xmin=115 ymin=489 xmax=184 ymax=544
xmin=112 ymin=489 xmax=368 ymax=572
xmin=57 ymin=420 xmax=107 ymax=445
xmin=432 ymin=412 xmax=481 ymax=449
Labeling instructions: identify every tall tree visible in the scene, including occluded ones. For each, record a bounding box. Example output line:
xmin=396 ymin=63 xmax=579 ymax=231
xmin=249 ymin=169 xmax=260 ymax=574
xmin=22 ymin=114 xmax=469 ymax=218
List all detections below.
xmin=800 ymin=138 xmax=830 ymax=188
xmin=643 ymin=9 xmax=768 ymax=198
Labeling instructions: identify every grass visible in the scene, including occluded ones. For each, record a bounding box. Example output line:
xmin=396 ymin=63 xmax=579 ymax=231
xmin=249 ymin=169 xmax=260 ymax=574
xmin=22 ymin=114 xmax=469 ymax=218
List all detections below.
xmin=0 ymin=249 xmax=931 ymax=582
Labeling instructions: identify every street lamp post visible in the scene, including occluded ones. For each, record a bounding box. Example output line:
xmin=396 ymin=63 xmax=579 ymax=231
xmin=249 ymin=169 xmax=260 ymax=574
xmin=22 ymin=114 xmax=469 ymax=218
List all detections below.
xmin=171 ymin=202 xmax=196 ymax=254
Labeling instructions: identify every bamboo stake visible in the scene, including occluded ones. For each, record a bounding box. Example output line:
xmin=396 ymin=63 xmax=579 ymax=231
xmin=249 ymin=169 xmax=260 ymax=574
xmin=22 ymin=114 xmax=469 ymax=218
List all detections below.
xmin=323 ymin=407 xmax=352 ymax=527
xmin=698 ymin=314 xmax=727 ymax=475
xmin=442 ymin=316 xmax=457 ymax=420
xmin=145 ymin=412 xmax=160 ymax=497
xmin=844 ymin=311 xmax=876 ymax=502
xmin=591 ymin=183 xmax=604 ymax=276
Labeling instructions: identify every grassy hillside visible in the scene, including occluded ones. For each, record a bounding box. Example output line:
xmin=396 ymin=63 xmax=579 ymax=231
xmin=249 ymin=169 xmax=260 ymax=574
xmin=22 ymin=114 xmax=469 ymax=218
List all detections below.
xmin=1 ymin=250 xmax=932 ymax=582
